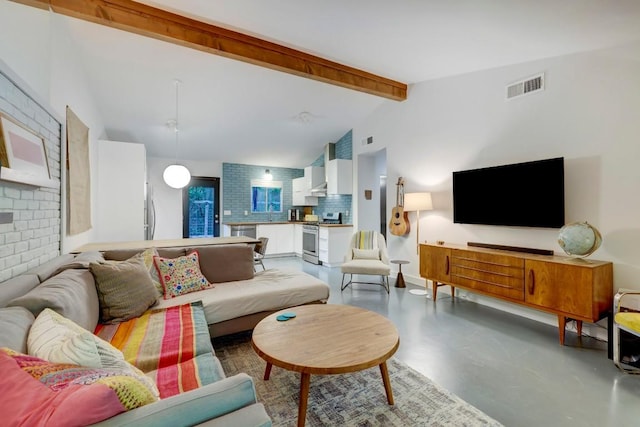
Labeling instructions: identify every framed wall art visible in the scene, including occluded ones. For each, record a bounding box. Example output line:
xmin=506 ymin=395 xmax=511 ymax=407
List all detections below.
xmin=0 ymin=113 xmax=57 ymax=188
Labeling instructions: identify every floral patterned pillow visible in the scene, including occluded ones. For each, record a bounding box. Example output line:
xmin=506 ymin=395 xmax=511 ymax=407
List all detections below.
xmin=153 ymin=251 xmax=212 ymax=299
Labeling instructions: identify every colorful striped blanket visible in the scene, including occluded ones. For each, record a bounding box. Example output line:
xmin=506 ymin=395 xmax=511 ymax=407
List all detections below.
xmin=95 ymin=301 xmax=220 ymax=398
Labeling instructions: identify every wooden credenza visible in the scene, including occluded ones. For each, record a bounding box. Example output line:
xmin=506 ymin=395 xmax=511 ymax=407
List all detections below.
xmin=419 ymin=243 xmax=613 ymax=345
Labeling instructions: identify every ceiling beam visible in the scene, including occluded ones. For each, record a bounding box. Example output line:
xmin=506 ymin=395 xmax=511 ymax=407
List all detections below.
xmin=13 ymin=0 xmax=408 ymax=101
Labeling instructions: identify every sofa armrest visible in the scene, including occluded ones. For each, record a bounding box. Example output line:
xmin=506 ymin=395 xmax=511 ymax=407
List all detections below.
xmin=92 ymin=373 xmax=259 ymax=427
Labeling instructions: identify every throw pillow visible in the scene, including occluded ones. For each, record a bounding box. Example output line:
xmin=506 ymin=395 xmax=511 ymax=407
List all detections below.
xmin=138 ymin=247 xmax=163 ymax=296
xmin=0 ymin=348 xmax=157 ymax=426
xmin=90 ymin=254 xmax=158 ymax=323
xmin=154 ymin=250 xmax=212 ymax=299
xmin=353 ymin=248 xmax=381 ymax=260
xmin=28 ymin=308 xmax=159 ymax=398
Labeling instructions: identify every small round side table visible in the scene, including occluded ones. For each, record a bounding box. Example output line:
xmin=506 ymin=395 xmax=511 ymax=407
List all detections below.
xmin=390 ymin=260 xmax=409 ymax=288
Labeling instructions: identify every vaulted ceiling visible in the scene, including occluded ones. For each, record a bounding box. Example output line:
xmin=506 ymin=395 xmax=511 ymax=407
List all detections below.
xmin=16 ymin=0 xmax=640 ymax=168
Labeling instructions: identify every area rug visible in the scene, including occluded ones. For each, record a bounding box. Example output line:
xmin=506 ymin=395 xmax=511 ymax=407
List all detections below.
xmin=215 ymin=332 xmax=503 ymax=427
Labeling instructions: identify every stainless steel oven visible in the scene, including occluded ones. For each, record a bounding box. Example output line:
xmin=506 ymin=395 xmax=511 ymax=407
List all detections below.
xmin=302 ymin=224 xmax=320 ymax=264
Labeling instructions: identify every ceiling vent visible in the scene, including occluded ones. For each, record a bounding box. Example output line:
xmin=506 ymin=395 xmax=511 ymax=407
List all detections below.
xmin=506 ymin=73 xmax=544 ymax=100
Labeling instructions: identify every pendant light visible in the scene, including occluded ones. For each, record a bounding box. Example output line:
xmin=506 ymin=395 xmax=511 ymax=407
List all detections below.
xmin=163 ymin=79 xmax=191 ymax=189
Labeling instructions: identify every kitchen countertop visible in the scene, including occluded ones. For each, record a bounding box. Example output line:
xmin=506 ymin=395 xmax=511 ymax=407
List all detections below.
xmin=223 ymin=222 xmax=352 ymax=227
xmin=72 ymin=236 xmax=260 ymax=253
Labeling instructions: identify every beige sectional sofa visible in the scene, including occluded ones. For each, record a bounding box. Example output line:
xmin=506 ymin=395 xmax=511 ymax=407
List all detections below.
xmin=0 ymin=243 xmax=330 ymax=426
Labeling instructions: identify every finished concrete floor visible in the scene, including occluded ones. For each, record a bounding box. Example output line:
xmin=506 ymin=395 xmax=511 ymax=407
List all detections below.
xmin=263 ymin=256 xmax=640 ymax=427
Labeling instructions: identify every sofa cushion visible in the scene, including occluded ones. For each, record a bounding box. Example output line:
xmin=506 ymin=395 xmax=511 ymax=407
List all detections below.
xmin=52 ymin=251 xmax=106 ymax=275
xmin=25 ymin=254 xmax=75 ymax=282
xmin=154 ymin=251 xmax=212 ymax=299
xmin=90 ymin=254 xmax=158 ymax=323
xmin=103 ymin=247 xmax=186 ymax=261
xmin=154 ymin=268 xmax=331 ymax=325
xmin=7 ymin=269 xmax=100 ymax=332
xmin=187 ymin=245 xmax=255 ymax=283
xmin=0 ymin=307 xmax=35 ymax=353
xmin=0 ymin=348 xmax=157 ymax=426
xmin=0 ymin=274 xmax=40 ymax=308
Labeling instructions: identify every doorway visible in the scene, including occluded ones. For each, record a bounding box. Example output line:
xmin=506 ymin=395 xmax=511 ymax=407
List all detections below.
xmin=183 ymin=177 xmax=220 ymax=238
xmin=356 ymin=148 xmax=387 ymax=235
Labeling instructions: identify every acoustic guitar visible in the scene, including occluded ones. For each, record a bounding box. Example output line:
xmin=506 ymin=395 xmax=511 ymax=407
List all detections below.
xmin=389 ymin=177 xmax=410 ymax=236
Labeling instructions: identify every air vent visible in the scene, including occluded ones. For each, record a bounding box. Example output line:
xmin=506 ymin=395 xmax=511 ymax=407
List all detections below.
xmin=361 ymin=136 xmax=373 ymax=146
xmin=506 ymin=73 xmax=544 ymax=100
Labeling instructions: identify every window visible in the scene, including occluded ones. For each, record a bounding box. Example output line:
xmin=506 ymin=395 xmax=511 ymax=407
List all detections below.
xmin=251 ymin=180 xmax=282 ymax=213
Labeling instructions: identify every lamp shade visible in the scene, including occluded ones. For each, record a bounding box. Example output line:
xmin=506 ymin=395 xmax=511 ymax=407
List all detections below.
xmin=163 ymin=164 xmax=191 ymax=189
xmin=404 ymin=192 xmax=433 ymax=211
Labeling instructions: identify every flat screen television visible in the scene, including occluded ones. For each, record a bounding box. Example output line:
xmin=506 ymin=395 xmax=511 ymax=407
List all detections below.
xmin=453 ymin=157 xmax=565 ymax=228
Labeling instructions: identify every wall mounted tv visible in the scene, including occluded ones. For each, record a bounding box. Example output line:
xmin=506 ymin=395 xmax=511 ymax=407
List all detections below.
xmin=452 ymin=157 xmax=565 ymax=228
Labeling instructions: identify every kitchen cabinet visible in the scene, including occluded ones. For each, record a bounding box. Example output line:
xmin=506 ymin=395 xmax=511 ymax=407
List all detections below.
xmin=327 ymin=159 xmax=352 ymax=195
xmin=96 ymin=140 xmax=146 ymax=242
xmin=419 ymin=243 xmax=613 ymax=345
xmin=292 ymin=177 xmax=318 ymax=206
xmin=318 ymin=226 xmax=353 ymax=267
xmin=256 ymin=224 xmax=295 ymax=256
xmin=304 ymin=166 xmax=325 ymax=189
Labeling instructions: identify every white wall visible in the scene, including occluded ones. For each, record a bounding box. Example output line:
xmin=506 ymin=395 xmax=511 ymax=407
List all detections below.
xmin=147 ymin=157 xmax=222 ymax=239
xmin=354 ymin=42 xmax=640 ymax=301
xmin=0 ymin=2 xmax=107 ymax=254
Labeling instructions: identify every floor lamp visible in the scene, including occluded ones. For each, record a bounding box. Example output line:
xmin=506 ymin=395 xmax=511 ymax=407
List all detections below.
xmin=403 ymin=192 xmax=433 ymax=296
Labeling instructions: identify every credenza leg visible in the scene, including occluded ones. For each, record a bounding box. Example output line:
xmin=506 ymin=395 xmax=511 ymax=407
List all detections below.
xmin=432 ymin=281 xmax=438 ymax=301
xmin=451 ymin=286 xmax=455 ymax=299
xmin=576 ymin=320 xmax=583 ymax=337
xmin=558 ymin=315 xmax=566 ymax=345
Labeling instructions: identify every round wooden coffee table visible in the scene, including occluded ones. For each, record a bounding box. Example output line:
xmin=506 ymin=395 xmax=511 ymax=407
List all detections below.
xmin=251 ymin=304 xmax=400 ymax=427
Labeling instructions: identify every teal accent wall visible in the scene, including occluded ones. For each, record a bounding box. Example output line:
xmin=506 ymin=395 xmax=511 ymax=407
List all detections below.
xmin=314 ymin=131 xmax=352 ymax=223
xmin=222 ymin=163 xmax=303 ymax=223
xmin=222 ymin=130 xmax=353 ymax=224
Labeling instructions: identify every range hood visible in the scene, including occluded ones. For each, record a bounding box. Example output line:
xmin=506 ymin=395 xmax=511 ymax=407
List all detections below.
xmin=309 ymin=143 xmax=335 ymax=195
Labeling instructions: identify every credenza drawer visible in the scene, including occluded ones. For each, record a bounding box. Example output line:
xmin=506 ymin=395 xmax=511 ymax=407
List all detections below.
xmin=451 ymin=250 xmax=524 ymax=300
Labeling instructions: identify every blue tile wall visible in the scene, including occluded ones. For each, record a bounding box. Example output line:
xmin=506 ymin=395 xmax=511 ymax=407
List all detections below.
xmin=222 ymin=130 xmax=353 ymax=224
xmin=315 ymin=130 xmax=352 ymax=223
xmin=222 ymin=163 xmax=303 ymax=223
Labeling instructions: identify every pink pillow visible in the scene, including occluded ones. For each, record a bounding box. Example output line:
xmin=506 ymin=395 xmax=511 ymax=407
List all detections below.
xmin=154 ymin=250 xmax=213 ymax=299
xmin=0 ymin=348 xmax=157 ymax=426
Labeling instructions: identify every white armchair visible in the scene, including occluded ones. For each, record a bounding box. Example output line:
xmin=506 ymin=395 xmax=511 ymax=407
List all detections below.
xmin=340 ymin=231 xmax=391 ymax=293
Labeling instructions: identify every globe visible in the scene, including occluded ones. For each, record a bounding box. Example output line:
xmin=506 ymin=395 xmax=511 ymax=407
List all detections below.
xmin=557 ymin=222 xmax=602 ymax=257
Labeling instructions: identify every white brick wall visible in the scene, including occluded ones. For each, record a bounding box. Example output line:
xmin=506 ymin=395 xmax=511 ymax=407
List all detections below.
xmin=0 ymin=70 xmax=61 ymax=282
